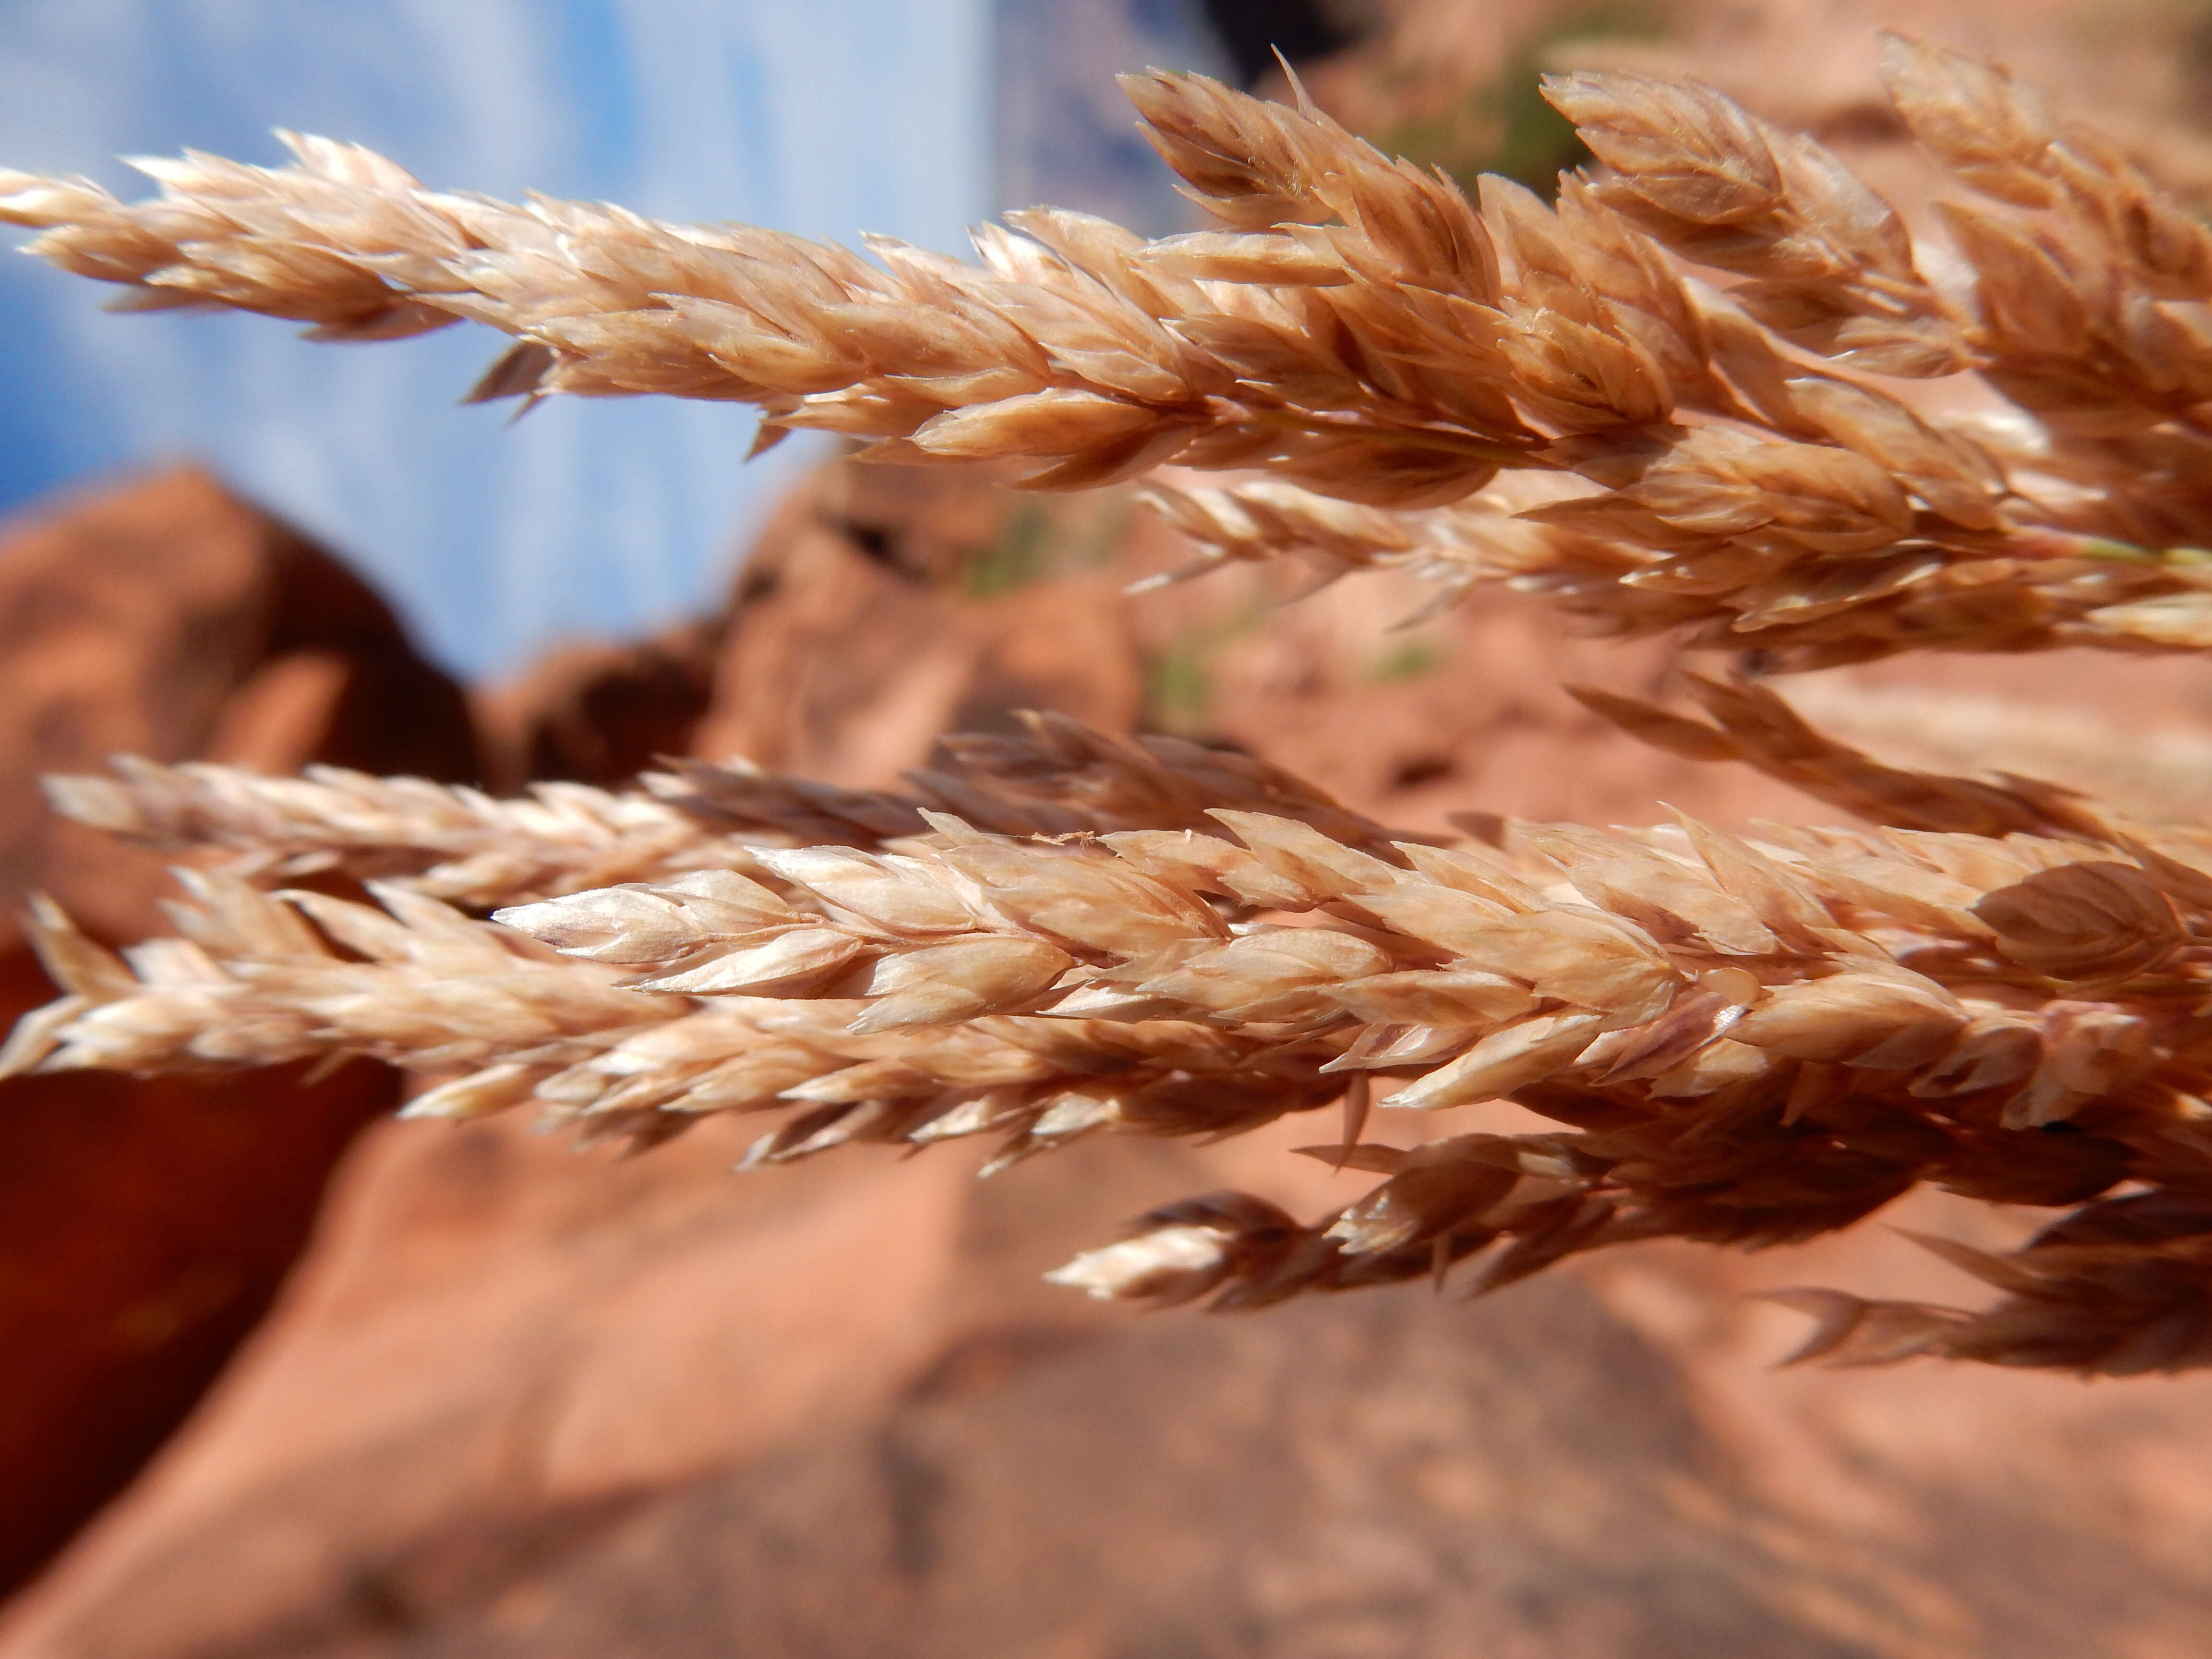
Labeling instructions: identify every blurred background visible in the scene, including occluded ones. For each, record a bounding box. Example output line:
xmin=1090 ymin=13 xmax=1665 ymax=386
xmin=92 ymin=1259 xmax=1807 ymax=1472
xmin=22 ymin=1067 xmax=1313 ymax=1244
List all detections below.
xmin=11 ymin=1 xmax=2212 ymax=1654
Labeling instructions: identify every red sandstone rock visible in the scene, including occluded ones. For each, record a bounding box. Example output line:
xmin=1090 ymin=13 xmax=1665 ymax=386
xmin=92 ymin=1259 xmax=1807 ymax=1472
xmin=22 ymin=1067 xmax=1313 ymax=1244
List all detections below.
xmin=0 ymin=466 xmax=477 ymax=1597
xmin=472 ymin=617 xmax=725 ymax=793
xmin=0 ymin=465 xmax=477 ymax=943
xmin=13 ymin=1104 xmax=2212 ymax=1658
xmin=695 ymin=462 xmax=1144 ymax=783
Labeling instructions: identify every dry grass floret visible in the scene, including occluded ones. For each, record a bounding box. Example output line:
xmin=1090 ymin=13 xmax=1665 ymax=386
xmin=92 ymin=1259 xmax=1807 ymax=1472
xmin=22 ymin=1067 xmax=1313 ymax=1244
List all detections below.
xmin=17 ymin=696 xmax=2212 ymax=1372
xmin=11 ymin=37 xmax=2212 ymax=1372
xmin=12 ymin=38 xmax=2212 ymax=664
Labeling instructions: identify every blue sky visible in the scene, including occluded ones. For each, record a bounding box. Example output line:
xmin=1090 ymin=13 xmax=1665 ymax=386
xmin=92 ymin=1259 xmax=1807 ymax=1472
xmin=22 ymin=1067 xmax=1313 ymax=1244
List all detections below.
xmin=0 ymin=1 xmax=990 ymax=674
xmin=0 ymin=0 xmax=1225 ymax=676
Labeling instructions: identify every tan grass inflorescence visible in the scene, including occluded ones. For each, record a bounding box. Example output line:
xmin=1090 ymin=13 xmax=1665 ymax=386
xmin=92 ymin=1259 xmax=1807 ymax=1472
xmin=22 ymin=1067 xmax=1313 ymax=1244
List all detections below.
xmin=12 ymin=37 xmax=2212 ymax=665
xmin=11 ymin=37 xmax=2212 ymax=1371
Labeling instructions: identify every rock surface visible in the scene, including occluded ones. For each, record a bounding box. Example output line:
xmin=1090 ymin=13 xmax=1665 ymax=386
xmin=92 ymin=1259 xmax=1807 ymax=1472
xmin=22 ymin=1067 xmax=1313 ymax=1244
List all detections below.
xmin=0 ymin=467 xmax=476 ymax=1598
xmin=0 ymin=465 xmax=477 ymax=944
xmin=695 ymin=462 xmax=1145 ymax=784
xmin=13 ymin=1107 xmax=2212 ymax=1659
xmin=472 ymin=617 xmax=724 ymax=793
